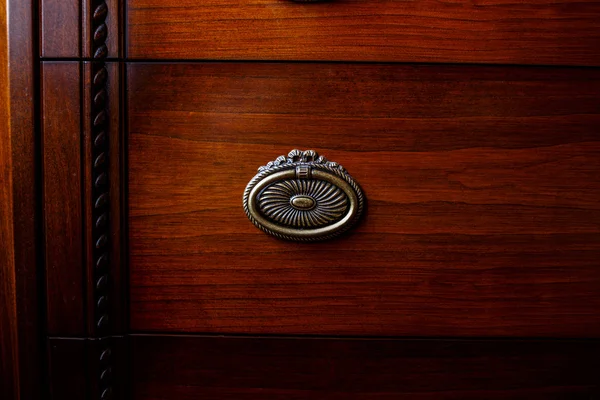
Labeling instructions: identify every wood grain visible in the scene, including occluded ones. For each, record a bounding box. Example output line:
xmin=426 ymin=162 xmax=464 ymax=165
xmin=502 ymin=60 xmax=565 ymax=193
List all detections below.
xmin=41 ymin=0 xmax=80 ymax=57
xmin=1 ymin=1 xmax=40 ymax=398
xmin=126 ymin=0 xmax=600 ymax=66
xmin=132 ymin=335 xmax=600 ymax=399
xmin=83 ymin=0 xmax=121 ymax=58
xmin=0 ymin=2 xmax=19 ymax=396
xmin=43 ymin=62 xmax=84 ymax=336
xmin=127 ymin=63 xmax=600 ymax=337
xmin=40 ymin=0 xmax=121 ymax=58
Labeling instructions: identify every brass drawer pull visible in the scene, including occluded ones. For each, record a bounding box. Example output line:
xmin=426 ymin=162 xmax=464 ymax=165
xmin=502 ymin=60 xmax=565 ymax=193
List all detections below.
xmin=243 ymin=150 xmax=365 ymax=241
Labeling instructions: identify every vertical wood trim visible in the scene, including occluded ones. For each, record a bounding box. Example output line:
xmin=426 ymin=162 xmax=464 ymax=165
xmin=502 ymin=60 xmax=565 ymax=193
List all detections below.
xmin=1 ymin=1 xmax=40 ymax=399
xmin=83 ymin=61 xmax=122 ymax=337
xmin=85 ymin=59 xmax=120 ymax=400
xmin=42 ymin=0 xmax=122 ymax=396
xmin=43 ymin=58 xmax=121 ymax=395
xmin=83 ymin=61 xmax=94 ymax=336
xmin=83 ymin=0 xmax=119 ymax=59
xmin=42 ymin=62 xmax=84 ymax=336
xmin=106 ymin=0 xmax=120 ymax=58
xmin=40 ymin=0 xmax=80 ymax=57
xmin=107 ymin=62 xmax=123 ymax=334
xmin=87 ymin=60 xmax=112 ymax=336
xmin=0 ymin=3 xmax=20 ymax=396
xmin=82 ymin=0 xmax=121 ymax=383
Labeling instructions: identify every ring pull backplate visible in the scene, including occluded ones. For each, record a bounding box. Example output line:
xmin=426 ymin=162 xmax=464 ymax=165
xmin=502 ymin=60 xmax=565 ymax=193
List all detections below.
xmin=243 ymin=149 xmax=365 ymax=241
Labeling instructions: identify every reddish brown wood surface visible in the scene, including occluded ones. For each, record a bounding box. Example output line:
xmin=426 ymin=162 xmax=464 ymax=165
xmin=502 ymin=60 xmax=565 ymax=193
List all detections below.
xmin=82 ymin=0 xmax=121 ymax=59
xmin=126 ymin=0 xmax=600 ymax=66
xmin=127 ymin=63 xmax=600 ymax=337
xmin=40 ymin=0 xmax=121 ymax=58
xmin=0 ymin=3 xmax=19 ymax=396
xmin=1 ymin=1 xmax=40 ymax=398
xmin=43 ymin=62 xmax=84 ymax=336
xmin=132 ymin=335 xmax=600 ymax=399
xmin=41 ymin=0 xmax=80 ymax=57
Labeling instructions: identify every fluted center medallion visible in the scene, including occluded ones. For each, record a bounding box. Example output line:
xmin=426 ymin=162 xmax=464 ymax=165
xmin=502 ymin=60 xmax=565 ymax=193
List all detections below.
xmin=291 ymin=195 xmax=316 ymax=210
xmin=259 ymin=179 xmax=348 ymax=228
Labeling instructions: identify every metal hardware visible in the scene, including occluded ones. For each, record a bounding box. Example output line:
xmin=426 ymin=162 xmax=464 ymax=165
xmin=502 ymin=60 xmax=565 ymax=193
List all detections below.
xmin=243 ymin=150 xmax=365 ymax=241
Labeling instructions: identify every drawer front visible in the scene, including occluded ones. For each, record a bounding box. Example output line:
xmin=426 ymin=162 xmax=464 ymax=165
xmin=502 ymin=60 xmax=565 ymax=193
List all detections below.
xmin=126 ymin=0 xmax=600 ymax=65
xmin=128 ymin=63 xmax=600 ymax=337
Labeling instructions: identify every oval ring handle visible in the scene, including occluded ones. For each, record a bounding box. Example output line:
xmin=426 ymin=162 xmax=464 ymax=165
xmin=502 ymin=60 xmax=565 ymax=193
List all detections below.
xmin=243 ymin=150 xmax=365 ymax=241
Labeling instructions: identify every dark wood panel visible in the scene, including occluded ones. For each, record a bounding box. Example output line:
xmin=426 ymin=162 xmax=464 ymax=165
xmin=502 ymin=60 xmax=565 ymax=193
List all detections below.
xmin=87 ymin=337 xmax=126 ymax=400
xmin=126 ymin=0 xmax=600 ymax=66
xmin=132 ymin=335 xmax=600 ymax=399
xmin=48 ymin=337 xmax=127 ymax=400
xmin=106 ymin=62 xmax=124 ymax=333
xmin=127 ymin=63 xmax=600 ymax=337
xmin=41 ymin=0 xmax=80 ymax=57
xmin=43 ymin=62 xmax=84 ymax=336
xmin=48 ymin=338 xmax=87 ymax=400
xmin=1 ymin=1 xmax=41 ymax=398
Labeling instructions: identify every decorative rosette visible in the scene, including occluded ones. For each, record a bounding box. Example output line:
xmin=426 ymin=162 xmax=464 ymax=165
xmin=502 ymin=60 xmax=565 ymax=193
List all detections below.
xmin=258 ymin=179 xmax=349 ymax=228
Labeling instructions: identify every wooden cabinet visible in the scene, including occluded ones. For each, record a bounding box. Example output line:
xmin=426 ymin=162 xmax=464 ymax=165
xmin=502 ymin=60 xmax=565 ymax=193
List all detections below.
xmin=2 ymin=1 xmax=600 ymax=399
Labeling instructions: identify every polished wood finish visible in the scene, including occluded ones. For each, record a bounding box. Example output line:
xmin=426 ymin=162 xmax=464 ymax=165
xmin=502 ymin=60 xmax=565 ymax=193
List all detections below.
xmin=83 ymin=61 xmax=124 ymax=335
xmin=127 ymin=0 xmax=600 ymax=65
xmin=36 ymin=0 xmax=124 ymax=393
xmin=128 ymin=63 xmax=600 ymax=337
xmin=82 ymin=0 xmax=121 ymax=59
xmin=132 ymin=335 xmax=600 ymax=399
xmin=41 ymin=0 xmax=80 ymax=57
xmin=1 ymin=1 xmax=40 ymax=399
xmin=0 ymin=4 xmax=20 ymax=396
xmin=42 ymin=62 xmax=84 ymax=336
xmin=106 ymin=0 xmax=121 ymax=58
xmin=8 ymin=0 xmax=600 ymax=396
xmin=40 ymin=0 xmax=122 ymax=59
